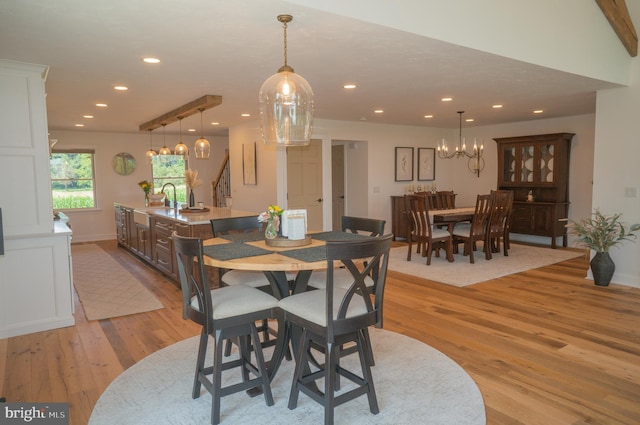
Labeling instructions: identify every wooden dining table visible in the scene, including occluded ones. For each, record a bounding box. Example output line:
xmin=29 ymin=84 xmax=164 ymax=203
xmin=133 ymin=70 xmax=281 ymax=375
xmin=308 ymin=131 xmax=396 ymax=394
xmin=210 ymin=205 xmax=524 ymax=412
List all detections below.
xmin=430 ymin=206 xmax=476 ymax=225
xmin=201 ymin=230 xmax=373 ymax=380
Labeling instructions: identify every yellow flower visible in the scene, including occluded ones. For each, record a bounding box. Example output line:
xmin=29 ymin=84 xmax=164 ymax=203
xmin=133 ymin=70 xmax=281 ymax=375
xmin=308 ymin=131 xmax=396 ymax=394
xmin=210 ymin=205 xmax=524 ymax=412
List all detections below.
xmin=138 ymin=180 xmax=153 ymax=194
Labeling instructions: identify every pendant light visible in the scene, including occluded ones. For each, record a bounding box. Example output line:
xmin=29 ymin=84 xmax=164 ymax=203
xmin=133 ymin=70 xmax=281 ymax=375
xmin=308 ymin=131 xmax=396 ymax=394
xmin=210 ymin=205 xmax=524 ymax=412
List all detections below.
xmin=159 ymin=123 xmax=172 ymax=156
xmin=258 ymin=14 xmax=314 ymax=146
xmin=145 ymin=129 xmax=157 ymax=164
xmin=174 ymin=116 xmax=188 ymax=156
xmin=194 ymin=108 xmax=210 ymax=159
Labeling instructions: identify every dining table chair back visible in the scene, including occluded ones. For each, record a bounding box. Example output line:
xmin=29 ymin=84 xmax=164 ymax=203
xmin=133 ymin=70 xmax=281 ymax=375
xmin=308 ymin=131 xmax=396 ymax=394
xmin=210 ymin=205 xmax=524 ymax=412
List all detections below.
xmin=452 ymin=194 xmax=492 ymax=263
xmin=404 ymin=194 xmax=454 ymax=265
xmin=173 ymin=232 xmax=277 ymax=425
xmin=341 ymin=215 xmax=385 ymax=236
xmin=486 ymin=190 xmax=514 ymax=259
xmin=414 ymin=191 xmax=438 ymax=210
xmin=278 ymin=234 xmax=393 ymax=425
xmin=436 ymin=190 xmax=456 ymax=209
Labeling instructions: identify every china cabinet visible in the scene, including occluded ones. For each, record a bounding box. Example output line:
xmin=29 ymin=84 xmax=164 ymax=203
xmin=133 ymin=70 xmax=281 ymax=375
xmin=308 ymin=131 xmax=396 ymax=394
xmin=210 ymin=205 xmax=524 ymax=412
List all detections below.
xmin=494 ymin=133 xmax=574 ymax=248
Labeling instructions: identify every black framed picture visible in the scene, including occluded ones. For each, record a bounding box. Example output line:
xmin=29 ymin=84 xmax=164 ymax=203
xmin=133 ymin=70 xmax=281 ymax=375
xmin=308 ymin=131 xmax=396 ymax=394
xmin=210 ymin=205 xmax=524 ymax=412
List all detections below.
xmin=417 ymin=148 xmax=436 ymax=181
xmin=394 ymin=147 xmax=414 ymax=181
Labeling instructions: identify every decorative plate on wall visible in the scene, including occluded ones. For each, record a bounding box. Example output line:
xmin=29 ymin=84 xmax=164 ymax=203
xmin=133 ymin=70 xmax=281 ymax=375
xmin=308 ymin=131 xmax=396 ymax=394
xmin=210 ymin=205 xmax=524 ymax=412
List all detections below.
xmin=112 ymin=152 xmax=136 ymax=175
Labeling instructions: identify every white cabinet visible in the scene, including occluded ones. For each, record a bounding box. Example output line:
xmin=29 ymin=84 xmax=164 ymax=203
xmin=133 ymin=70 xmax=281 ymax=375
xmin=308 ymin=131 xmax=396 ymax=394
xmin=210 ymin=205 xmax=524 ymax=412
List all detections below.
xmin=0 ymin=60 xmax=74 ymax=338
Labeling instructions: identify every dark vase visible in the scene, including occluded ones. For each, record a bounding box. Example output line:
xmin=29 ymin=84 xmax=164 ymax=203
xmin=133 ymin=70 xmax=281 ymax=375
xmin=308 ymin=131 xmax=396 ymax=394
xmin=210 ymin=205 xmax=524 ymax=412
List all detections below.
xmin=590 ymin=251 xmax=615 ymax=286
xmin=189 ymin=190 xmax=195 ymax=208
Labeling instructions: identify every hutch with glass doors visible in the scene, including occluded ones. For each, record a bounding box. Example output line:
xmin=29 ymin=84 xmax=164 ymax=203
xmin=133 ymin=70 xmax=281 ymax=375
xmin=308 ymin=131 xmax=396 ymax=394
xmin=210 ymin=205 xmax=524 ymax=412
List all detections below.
xmin=494 ymin=133 xmax=574 ymax=248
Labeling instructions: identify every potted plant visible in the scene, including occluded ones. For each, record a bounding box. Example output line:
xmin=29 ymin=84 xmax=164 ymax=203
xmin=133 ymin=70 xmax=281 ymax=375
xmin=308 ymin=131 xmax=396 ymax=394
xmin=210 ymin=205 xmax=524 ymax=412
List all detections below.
xmin=568 ymin=210 xmax=640 ymax=286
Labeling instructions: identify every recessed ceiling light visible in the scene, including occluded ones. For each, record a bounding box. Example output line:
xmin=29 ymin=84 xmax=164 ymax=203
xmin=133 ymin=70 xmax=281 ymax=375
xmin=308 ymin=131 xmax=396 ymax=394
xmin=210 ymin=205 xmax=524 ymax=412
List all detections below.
xmin=210 ymin=122 xmax=220 ymax=126
xmin=424 ymin=115 xmax=433 ymax=119
xmin=187 ymin=128 xmax=196 ymax=132
xmin=343 ymin=84 xmax=356 ymax=89
xmin=492 ymin=104 xmax=503 ymax=109
xmin=95 ymin=103 xmax=108 ymax=107
xmin=533 ymin=109 xmax=544 ymax=114
xmin=83 ymin=115 xmax=94 ymax=119
xmin=142 ymin=57 xmax=160 ymax=64
xmin=75 ymin=124 xmax=84 ymax=127
xmin=113 ymin=85 xmax=128 ymax=91
xmin=374 ymin=109 xmax=384 ymax=114
xmin=465 ymin=118 xmax=474 ymax=122
xmin=241 ymin=113 xmax=251 ymax=117
xmin=441 ymin=97 xmax=453 ymax=102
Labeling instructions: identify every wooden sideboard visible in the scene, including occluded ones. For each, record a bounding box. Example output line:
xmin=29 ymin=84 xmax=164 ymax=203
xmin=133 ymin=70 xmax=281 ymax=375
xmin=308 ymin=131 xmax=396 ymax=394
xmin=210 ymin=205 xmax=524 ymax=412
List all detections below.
xmin=494 ymin=133 xmax=574 ymax=248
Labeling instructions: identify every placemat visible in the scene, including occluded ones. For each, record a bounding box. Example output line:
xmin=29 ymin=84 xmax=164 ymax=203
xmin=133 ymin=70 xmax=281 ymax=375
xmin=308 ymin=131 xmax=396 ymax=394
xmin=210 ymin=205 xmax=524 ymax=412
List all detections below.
xmin=203 ymin=243 xmax=272 ymax=261
xmin=219 ymin=232 xmax=265 ymax=243
xmin=277 ymin=245 xmax=327 ymax=262
xmin=311 ymin=231 xmax=370 ymax=241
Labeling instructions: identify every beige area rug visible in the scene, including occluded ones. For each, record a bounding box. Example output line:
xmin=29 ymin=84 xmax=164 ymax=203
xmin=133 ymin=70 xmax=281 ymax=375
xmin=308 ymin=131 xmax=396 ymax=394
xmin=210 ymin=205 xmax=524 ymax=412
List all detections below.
xmin=89 ymin=328 xmax=486 ymax=425
xmin=72 ymin=244 xmax=164 ymax=320
xmin=388 ymin=242 xmax=583 ymax=287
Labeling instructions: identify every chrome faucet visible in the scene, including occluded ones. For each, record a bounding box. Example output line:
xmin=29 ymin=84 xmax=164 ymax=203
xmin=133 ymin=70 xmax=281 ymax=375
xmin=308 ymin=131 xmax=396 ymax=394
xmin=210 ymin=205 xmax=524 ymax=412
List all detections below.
xmin=160 ymin=183 xmax=177 ymax=208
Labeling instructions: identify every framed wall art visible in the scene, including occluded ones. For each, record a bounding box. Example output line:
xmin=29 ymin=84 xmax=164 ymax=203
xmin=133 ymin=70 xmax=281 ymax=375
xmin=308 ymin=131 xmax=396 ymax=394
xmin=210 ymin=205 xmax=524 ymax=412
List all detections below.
xmin=394 ymin=147 xmax=414 ymax=182
xmin=417 ymin=147 xmax=435 ymax=181
xmin=242 ymin=142 xmax=257 ymax=185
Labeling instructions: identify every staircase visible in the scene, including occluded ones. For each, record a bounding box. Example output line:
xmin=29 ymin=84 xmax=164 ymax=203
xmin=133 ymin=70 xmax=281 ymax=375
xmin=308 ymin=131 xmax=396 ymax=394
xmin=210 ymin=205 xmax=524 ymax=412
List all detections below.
xmin=211 ymin=150 xmax=230 ymax=207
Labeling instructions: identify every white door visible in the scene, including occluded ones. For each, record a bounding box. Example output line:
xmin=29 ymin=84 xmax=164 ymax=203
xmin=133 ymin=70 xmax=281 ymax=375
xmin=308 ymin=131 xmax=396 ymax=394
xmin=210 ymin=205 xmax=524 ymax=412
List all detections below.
xmin=287 ymin=139 xmax=323 ymax=231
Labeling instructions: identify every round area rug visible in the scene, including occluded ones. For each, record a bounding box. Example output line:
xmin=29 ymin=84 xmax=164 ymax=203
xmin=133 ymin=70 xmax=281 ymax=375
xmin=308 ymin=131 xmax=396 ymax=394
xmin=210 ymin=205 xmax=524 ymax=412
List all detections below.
xmin=90 ymin=328 xmax=485 ymax=425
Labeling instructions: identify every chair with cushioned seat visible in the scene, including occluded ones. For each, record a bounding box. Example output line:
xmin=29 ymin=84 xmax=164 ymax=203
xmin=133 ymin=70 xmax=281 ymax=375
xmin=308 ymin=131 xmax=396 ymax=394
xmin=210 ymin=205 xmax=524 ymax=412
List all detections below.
xmin=486 ymin=190 xmax=514 ymax=259
xmin=436 ymin=190 xmax=456 ymax=210
xmin=173 ymin=232 xmax=277 ymax=425
xmin=278 ymin=234 xmax=393 ymax=425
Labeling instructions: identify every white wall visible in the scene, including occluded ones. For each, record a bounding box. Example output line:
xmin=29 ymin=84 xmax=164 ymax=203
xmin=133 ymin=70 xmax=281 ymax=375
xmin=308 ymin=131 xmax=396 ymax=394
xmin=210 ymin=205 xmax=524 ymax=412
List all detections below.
xmin=229 ymin=114 xmax=595 ymax=245
xmin=49 ymin=129 xmax=228 ymax=242
xmin=592 ymin=60 xmax=640 ymax=288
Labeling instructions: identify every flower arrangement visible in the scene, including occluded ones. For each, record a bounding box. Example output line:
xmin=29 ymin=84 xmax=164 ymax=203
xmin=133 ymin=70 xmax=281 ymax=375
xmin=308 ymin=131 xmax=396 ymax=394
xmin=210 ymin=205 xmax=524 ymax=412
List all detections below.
xmin=258 ymin=205 xmax=284 ymax=239
xmin=568 ymin=209 xmax=640 ymax=253
xmin=184 ymin=169 xmax=202 ymax=190
xmin=138 ymin=180 xmax=153 ymax=195
xmin=257 ymin=204 xmax=284 ymax=223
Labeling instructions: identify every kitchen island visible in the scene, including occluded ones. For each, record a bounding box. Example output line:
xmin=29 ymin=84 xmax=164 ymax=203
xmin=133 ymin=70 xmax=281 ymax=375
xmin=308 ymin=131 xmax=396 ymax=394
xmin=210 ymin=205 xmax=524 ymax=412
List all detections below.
xmin=114 ymin=203 xmax=256 ymax=283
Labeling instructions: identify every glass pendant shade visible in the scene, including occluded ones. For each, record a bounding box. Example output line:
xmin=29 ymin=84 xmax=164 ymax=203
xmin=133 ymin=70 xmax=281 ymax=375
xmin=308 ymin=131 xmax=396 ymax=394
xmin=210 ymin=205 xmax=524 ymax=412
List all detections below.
xmin=159 ymin=124 xmax=171 ymax=155
xmin=174 ymin=117 xmax=188 ymax=156
xmin=145 ymin=130 xmax=157 ymax=164
xmin=259 ymin=70 xmax=314 ymax=146
xmin=194 ymin=137 xmax=210 ymax=159
xmin=194 ymin=109 xmax=210 ymax=159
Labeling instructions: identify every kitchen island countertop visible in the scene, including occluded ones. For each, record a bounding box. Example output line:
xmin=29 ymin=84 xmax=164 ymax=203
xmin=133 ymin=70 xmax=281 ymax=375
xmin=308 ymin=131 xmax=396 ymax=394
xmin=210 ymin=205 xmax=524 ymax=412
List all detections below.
xmin=114 ymin=202 xmax=257 ymax=226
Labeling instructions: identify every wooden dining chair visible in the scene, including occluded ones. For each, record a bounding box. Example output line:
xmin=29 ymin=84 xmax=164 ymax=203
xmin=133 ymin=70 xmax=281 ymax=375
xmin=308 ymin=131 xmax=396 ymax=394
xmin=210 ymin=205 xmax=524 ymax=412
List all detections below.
xmin=452 ymin=194 xmax=492 ymax=263
xmin=405 ymin=194 xmax=454 ymax=265
xmin=414 ymin=191 xmax=438 ymax=210
xmin=210 ymin=216 xmax=288 ymax=356
xmin=278 ymin=234 xmax=393 ymax=425
xmin=173 ymin=232 xmax=277 ymax=425
xmin=436 ymin=190 xmax=456 ymax=209
xmin=486 ymin=190 xmax=514 ymax=259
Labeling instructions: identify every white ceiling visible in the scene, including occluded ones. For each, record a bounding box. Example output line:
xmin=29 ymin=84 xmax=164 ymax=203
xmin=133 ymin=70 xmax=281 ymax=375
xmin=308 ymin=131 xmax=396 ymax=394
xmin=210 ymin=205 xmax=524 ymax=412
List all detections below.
xmin=0 ymin=0 xmax=633 ymax=137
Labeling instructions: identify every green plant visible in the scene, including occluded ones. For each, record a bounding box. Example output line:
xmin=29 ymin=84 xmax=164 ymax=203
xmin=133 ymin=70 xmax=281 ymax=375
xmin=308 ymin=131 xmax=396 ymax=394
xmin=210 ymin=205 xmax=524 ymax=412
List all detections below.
xmin=568 ymin=210 xmax=640 ymax=253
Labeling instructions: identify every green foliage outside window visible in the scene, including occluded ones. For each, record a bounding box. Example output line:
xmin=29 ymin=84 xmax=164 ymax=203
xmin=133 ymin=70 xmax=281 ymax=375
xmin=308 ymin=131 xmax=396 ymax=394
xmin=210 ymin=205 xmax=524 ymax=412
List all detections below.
xmin=50 ymin=152 xmax=96 ymax=209
xmin=152 ymin=155 xmax=188 ymax=203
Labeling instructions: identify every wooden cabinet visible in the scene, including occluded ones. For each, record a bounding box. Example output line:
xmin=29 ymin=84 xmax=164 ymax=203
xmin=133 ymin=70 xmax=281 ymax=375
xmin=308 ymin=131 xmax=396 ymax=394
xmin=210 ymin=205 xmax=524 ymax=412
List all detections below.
xmin=494 ymin=133 xmax=574 ymax=248
xmin=391 ymin=196 xmax=409 ymax=240
xmin=151 ymin=216 xmax=176 ymax=279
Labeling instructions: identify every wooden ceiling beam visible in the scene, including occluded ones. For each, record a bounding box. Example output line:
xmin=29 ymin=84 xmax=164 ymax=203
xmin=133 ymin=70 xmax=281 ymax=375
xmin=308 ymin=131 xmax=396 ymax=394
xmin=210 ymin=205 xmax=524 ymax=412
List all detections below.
xmin=138 ymin=95 xmax=223 ymax=132
xmin=595 ymin=0 xmax=638 ymax=57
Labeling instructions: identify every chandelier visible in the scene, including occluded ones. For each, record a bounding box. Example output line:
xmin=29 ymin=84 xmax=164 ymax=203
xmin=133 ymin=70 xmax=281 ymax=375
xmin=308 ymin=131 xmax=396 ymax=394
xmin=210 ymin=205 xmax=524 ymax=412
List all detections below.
xmin=437 ymin=111 xmax=484 ymax=177
xmin=258 ymin=14 xmax=314 ymax=146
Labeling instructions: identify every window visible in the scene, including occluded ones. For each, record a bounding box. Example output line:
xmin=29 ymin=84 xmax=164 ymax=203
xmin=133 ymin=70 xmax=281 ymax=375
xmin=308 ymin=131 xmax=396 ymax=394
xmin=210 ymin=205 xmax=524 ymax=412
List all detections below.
xmin=50 ymin=149 xmax=96 ymax=209
xmin=151 ymin=155 xmax=187 ymax=204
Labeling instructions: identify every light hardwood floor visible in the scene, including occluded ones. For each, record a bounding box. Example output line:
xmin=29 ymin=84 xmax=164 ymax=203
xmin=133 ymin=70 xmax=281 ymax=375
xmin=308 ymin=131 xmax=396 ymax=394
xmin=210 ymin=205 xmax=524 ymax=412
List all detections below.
xmin=2 ymin=240 xmax=639 ymax=424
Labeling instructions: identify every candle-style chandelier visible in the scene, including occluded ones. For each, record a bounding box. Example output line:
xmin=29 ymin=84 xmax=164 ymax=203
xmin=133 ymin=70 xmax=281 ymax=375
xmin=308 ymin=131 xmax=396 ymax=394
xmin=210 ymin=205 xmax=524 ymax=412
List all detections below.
xmin=437 ymin=111 xmax=484 ymax=177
